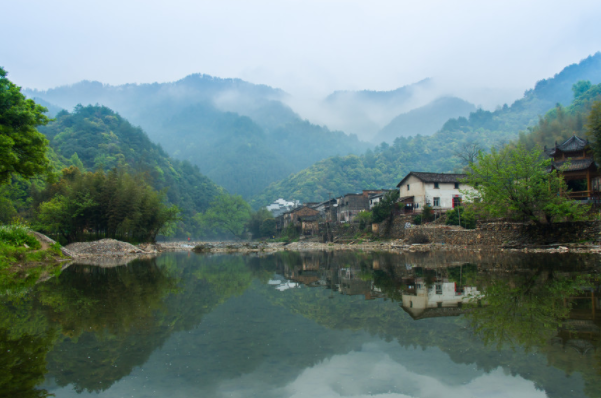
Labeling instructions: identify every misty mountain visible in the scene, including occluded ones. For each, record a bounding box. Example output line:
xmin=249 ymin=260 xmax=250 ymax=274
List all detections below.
xmin=252 ymin=52 xmax=601 ymax=206
xmin=25 ymin=74 xmax=367 ymax=198
xmin=374 ymin=97 xmax=476 ymax=144
xmin=315 ymin=79 xmax=435 ymax=139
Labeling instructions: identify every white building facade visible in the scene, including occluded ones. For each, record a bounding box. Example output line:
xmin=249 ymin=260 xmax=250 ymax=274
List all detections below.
xmin=396 ymin=172 xmax=477 ymax=210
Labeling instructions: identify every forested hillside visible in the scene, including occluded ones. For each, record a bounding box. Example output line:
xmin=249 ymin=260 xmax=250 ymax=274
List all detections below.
xmin=374 ymin=97 xmax=476 ymax=144
xmin=38 ymin=105 xmax=222 ymax=234
xmin=25 ymin=74 xmax=367 ymax=198
xmin=252 ymin=53 xmax=601 ymax=206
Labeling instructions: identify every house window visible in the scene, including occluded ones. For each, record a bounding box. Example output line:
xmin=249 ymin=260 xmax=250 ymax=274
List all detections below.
xmin=407 ymin=184 xmax=410 ymax=191
xmin=434 ymin=182 xmax=439 ymax=189
xmin=436 ymin=284 xmax=442 ymax=295
xmin=454 ymin=183 xmax=460 ymax=189
xmin=433 ymin=197 xmax=440 ymax=207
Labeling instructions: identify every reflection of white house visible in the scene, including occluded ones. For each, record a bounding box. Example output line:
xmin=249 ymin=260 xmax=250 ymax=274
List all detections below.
xmin=402 ymin=278 xmax=480 ymax=320
xmin=396 ymin=172 xmax=477 ymax=211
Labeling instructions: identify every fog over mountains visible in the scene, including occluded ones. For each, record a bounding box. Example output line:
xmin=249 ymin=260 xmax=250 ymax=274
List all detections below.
xmin=23 ymin=51 xmax=601 ymax=204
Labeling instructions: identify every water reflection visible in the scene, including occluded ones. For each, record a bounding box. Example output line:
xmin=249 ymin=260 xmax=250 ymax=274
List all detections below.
xmin=0 ymin=251 xmax=599 ymax=397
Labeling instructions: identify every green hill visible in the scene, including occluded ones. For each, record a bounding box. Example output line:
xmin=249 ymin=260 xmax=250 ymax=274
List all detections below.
xmin=38 ymin=105 xmax=222 ymax=235
xmin=252 ymin=52 xmax=601 ymax=206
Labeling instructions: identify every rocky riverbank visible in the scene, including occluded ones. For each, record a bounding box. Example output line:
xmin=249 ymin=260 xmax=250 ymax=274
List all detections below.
xmin=148 ymin=240 xmax=601 ymax=255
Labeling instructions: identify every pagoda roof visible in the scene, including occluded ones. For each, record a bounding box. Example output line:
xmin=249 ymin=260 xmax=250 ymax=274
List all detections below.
xmin=549 ymin=158 xmax=598 ymax=172
xmin=545 ymin=135 xmax=590 ymax=156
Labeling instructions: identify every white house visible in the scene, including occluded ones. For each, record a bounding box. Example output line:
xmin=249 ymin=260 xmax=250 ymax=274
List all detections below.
xmin=396 ymin=172 xmax=476 ymax=211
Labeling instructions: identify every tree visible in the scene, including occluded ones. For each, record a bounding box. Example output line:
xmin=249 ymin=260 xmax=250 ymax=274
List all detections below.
xmin=453 ymin=141 xmax=483 ymax=169
xmin=588 ymin=100 xmax=601 ymax=161
xmin=194 ymin=194 xmax=251 ymax=239
xmin=464 ymin=144 xmax=588 ymax=224
xmin=0 ymin=67 xmax=50 ymax=185
xmin=371 ymin=191 xmax=400 ymax=223
xmin=245 ymin=208 xmax=274 ymax=238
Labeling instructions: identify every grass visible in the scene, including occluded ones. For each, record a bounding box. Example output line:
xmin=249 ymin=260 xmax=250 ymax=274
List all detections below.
xmin=0 ymin=223 xmax=67 ymax=292
xmin=0 ymin=222 xmax=41 ymax=249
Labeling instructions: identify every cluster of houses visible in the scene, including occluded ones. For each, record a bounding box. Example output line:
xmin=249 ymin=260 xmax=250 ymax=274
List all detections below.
xmin=268 ymin=135 xmax=601 ymax=235
xmin=269 ymin=171 xmax=475 ymax=235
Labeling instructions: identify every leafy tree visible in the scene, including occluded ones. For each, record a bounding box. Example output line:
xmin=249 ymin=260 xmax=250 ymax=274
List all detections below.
xmin=194 ymin=193 xmax=252 ymax=239
xmin=354 ymin=211 xmax=372 ymax=230
xmin=464 ymin=144 xmax=588 ymax=224
xmin=245 ymin=208 xmax=274 ymax=238
xmin=0 ymin=67 xmax=50 ymax=185
xmin=259 ymin=218 xmax=276 ymax=238
xmin=588 ymin=100 xmax=601 ymax=161
xmin=35 ymin=166 xmax=180 ymax=243
xmin=371 ymin=191 xmax=399 ymax=223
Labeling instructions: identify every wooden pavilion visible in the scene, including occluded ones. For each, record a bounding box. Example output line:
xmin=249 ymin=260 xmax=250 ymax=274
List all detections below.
xmin=546 ymin=135 xmax=601 ymax=200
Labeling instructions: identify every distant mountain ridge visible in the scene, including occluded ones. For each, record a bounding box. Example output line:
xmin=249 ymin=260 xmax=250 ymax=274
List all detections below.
xmin=318 ymin=79 xmax=437 ymax=139
xmin=25 ymin=74 xmax=367 ymax=199
xmin=374 ymin=97 xmax=476 ymax=144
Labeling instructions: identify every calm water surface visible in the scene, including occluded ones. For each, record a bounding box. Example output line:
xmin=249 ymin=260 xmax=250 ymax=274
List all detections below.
xmin=1 ymin=250 xmax=600 ymax=398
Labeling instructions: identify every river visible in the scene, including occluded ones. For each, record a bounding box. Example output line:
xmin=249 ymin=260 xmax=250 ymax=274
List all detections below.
xmin=1 ymin=250 xmax=600 ymax=397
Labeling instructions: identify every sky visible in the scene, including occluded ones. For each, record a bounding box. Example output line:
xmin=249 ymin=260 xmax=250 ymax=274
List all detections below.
xmin=2 ymin=0 xmax=601 ymax=108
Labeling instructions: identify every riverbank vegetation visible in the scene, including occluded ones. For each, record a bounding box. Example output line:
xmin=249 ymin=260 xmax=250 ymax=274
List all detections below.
xmin=34 ymin=166 xmax=180 ymax=244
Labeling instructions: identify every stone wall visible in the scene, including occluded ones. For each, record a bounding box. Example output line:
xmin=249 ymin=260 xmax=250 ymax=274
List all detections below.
xmin=375 ymin=219 xmax=601 ymax=246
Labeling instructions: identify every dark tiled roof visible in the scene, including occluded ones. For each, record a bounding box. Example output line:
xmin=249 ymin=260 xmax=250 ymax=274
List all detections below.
xmin=396 ymin=172 xmax=467 ymax=187
xmin=550 ymin=158 xmax=597 ymax=172
xmin=545 ymin=135 xmax=589 ymax=156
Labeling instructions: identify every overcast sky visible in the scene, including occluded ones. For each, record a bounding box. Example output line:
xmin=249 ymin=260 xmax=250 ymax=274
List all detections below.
xmin=2 ymin=0 xmax=601 ymax=107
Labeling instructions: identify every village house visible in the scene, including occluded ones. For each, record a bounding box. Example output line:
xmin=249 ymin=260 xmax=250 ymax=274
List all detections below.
xmin=282 ymin=205 xmax=321 ymax=235
xmin=545 ymin=135 xmax=601 ymax=200
xmin=266 ymin=198 xmax=301 ymax=217
xmin=367 ymin=189 xmax=395 ymax=209
xmin=337 ymin=193 xmax=369 ymax=222
xmin=313 ymin=198 xmax=338 ymax=222
xmin=396 ymin=172 xmax=476 ymax=213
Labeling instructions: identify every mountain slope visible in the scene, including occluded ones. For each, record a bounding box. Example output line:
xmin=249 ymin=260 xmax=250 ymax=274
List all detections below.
xmin=252 ymin=52 xmax=601 ymax=206
xmin=374 ymin=97 xmax=476 ymax=144
xmin=38 ymin=105 xmax=222 ymax=235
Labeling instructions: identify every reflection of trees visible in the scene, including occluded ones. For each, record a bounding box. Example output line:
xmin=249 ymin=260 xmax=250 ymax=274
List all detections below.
xmin=465 ymin=269 xmax=585 ymax=351
xmin=0 ymin=328 xmax=58 ymax=398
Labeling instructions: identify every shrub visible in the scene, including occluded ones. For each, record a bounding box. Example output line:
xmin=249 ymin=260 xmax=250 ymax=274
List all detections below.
xmin=0 ymin=222 xmax=40 ymax=249
xmin=407 ymin=233 xmax=430 ymax=244
xmin=446 ymin=207 xmax=476 ymax=229
xmin=421 ymin=205 xmax=434 ymax=223
xmin=413 ymin=214 xmax=422 ymax=225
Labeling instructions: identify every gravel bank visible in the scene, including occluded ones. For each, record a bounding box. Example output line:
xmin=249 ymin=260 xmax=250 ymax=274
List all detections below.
xmin=66 ymin=239 xmax=151 ymax=256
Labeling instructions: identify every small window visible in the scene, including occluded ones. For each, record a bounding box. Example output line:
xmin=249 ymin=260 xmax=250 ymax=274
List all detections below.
xmin=434 ymin=182 xmax=439 ymax=189
xmin=407 ymin=184 xmax=410 ymax=191
xmin=454 ymin=183 xmax=460 ymax=189
xmin=433 ymin=197 xmax=440 ymax=207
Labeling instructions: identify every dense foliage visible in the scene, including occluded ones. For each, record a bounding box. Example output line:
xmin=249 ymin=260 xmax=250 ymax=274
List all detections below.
xmin=464 ymin=145 xmax=588 ymax=224
xmin=253 ymin=53 xmax=601 ymax=205
xmin=193 ymin=193 xmax=252 ymax=239
xmin=36 ymin=105 xmax=221 ymax=237
xmin=35 ymin=166 xmax=179 ymax=243
xmin=0 ymin=67 xmax=50 ymax=185
xmin=371 ymin=190 xmax=400 ymax=223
